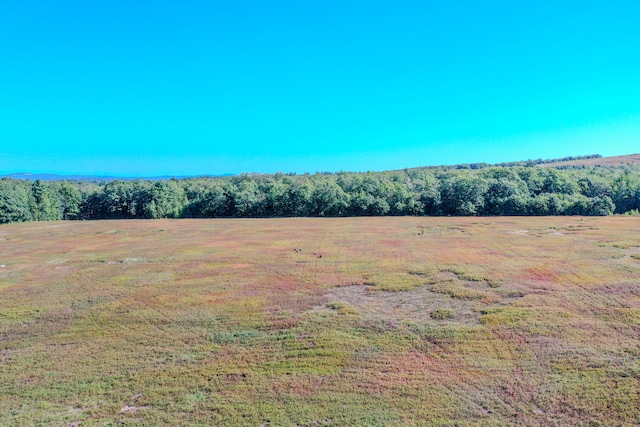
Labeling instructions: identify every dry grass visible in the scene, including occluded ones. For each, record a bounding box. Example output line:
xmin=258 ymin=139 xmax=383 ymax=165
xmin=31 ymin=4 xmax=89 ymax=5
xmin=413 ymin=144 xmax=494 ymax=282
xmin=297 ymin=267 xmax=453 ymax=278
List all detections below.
xmin=0 ymin=217 xmax=639 ymax=425
xmin=540 ymin=153 xmax=640 ymax=167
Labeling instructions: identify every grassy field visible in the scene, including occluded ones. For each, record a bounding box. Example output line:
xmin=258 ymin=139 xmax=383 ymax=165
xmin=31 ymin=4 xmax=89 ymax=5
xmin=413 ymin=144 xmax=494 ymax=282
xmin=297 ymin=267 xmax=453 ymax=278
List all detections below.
xmin=1 ymin=217 xmax=639 ymax=426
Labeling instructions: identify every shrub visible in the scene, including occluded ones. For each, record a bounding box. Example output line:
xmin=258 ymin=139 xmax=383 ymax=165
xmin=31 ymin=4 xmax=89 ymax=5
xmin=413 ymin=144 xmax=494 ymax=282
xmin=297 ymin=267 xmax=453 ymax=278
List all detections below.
xmin=430 ymin=307 xmax=457 ymax=320
xmin=326 ymin=301 xmax=359 ymax=315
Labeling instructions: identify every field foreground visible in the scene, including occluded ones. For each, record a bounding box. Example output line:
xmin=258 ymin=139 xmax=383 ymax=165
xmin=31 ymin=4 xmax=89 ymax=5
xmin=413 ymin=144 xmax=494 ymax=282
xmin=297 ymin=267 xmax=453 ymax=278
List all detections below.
xmin=1 ymin=217 xmax=639 ymax=426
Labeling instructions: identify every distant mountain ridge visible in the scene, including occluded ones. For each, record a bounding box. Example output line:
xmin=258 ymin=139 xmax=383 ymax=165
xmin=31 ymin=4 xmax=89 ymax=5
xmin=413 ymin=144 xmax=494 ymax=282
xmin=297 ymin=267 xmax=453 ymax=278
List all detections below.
xmin=0 ymin=172 xmax=234 ymax=182
xmin=2 ymin=154 xmax=640 ymax=181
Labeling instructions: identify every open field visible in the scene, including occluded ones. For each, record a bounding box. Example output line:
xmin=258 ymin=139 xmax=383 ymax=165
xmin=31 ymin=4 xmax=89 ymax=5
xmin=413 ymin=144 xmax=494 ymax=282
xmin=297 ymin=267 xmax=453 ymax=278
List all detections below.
xmin=1 ymin=217 xmax=639 ymax=426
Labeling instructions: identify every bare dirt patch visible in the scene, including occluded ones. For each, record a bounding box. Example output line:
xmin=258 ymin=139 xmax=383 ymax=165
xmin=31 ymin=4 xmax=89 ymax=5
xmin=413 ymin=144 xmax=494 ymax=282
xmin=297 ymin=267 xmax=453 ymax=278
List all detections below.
xmin=120 ymin=405 xmax=148 ymax=413
xmin=509 ymin=229 xmax=530 ymax=235
xmin=322 ymin=283 xmax=481 ymax=326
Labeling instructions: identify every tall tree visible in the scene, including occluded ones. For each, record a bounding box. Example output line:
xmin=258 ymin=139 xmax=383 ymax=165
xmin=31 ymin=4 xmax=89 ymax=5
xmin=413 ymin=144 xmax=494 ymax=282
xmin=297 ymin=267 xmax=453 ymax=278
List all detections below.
xmin=148 ymin=179 xmax=187 ymax=219
xmin=0 ymin=179 xmax=32 ymax=223
xmin=55 ymin=181 xmax=83 ymax=220
xmin=31 ymin=179 xmax=61 ymax=221
xmin=440 ymin=174 xmax=489 ymax=216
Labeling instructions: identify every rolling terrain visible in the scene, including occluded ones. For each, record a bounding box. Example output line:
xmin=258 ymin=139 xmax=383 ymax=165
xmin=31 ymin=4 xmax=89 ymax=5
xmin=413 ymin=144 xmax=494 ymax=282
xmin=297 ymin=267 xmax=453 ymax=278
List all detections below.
xmin=1 ymin=217 xmax=639 ymax=425
xmin=540 ymin=153 xmax=640 ymax=168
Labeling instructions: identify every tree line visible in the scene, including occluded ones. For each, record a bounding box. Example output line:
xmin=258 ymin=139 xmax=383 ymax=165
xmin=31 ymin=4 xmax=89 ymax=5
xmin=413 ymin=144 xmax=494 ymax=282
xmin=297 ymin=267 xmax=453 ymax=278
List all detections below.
xmin=1 ymin=163 xmax=640 ymax=224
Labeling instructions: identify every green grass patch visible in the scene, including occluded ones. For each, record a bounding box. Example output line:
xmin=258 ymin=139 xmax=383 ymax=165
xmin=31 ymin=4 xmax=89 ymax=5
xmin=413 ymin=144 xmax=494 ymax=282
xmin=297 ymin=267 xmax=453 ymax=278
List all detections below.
xmin=440 ymin=265 xmax=491 ymax=282
xmin=431 ymin=282 xmax=492 ymax=301
xmin=326 ymin=301 xmax=360 ymax=315
xmin=480 ymin=307 xmax=533 ymax=326
xmin=430 ymin=307 xmax=457 ymax=320
xmin=614 ymin=308 xmax=640 ymax=326
xmin=363 ymin=272 xmax=428 ymax=291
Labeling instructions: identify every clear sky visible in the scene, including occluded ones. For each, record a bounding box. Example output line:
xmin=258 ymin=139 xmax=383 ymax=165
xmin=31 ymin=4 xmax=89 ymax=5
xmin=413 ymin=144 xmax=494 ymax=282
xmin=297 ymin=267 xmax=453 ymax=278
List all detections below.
xmin=1 ymin=1 xmax=639 ymax=176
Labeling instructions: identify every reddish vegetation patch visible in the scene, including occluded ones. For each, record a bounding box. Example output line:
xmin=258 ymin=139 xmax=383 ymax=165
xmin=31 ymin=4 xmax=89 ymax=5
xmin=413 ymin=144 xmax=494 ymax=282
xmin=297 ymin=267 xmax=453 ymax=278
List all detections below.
xmin=523 ymin=267 xmax=560 ymax=283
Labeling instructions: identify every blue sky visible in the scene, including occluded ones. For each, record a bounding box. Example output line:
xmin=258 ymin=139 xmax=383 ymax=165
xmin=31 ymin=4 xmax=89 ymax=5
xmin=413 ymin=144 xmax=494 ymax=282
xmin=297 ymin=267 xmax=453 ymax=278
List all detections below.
xmin=1 ymin=1 xmax=639 ymax=176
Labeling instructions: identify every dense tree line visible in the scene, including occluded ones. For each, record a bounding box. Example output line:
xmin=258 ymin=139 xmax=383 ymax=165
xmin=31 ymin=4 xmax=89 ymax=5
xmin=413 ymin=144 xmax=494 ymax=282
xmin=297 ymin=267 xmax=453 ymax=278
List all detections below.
xmin=1 ymin=163 xmax=640 ymax=224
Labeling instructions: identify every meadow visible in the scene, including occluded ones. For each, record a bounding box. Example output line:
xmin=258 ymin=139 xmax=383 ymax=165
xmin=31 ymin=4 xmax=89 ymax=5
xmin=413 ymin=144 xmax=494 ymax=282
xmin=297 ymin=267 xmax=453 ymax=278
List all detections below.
xmin=0 ymin=217 xmax=639 ymax=426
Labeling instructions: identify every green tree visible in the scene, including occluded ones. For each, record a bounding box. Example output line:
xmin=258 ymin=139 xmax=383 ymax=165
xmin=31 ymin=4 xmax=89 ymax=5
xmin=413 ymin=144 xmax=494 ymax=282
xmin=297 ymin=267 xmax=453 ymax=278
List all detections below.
xmin=31 ymin=179 xmax=61 ymax=221
xmin=483 ymin=173 xmax=529 ymax=215
xmin=588 ymin=195 xmax=615 ymax=216
xmin=310 ymin=177 xmax=350 ymax=216
xmin=440 ymin=174 xmax=488 ymax=216
xmin=611 ymin=170 xmax=640 ymax=213
xmin=540 ymin=168 xmax=578 ymax=195
xmin=93 ymin=180 xmax=151 ymax=219
xmin=183 ymin=179 xmax=230 ymax=217
xmin=529 ymin=193 xmax=564 ymax=215
xmin=148 ymin=179 xmax=187 ymax=219
xmin=55 ymin=181 xmax=83 ymax=220
xmin=230 ymin=176 xmax=265 ymax=217
xmin=0 ymin=179 xmax=32 ymax=223
xmin=285 ymin=179 xmax=314 ymax=216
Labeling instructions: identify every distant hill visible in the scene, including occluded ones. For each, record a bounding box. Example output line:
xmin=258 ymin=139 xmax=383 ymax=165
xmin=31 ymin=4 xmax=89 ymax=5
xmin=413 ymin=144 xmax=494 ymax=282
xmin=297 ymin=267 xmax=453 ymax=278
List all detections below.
xmin=405 ymin=153 xmax=640 ymax=171
xmin=2 ymin=154 xmax=639 ymax=181
xmin=1 ymin=173 xmax=124 ymax=182
xmin=539 ymin=153 xmax=640 ymax=168
xmin=0 ymin=172 xmax=234 ymax=182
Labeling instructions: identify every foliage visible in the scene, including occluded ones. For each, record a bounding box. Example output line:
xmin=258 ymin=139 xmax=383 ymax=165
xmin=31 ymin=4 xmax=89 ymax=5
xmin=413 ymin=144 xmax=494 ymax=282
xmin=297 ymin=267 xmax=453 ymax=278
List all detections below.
xmin=0 ymin=179 xmax=32 ymax=223
xmin=2 ymin=162 xmax=640 ymax=224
